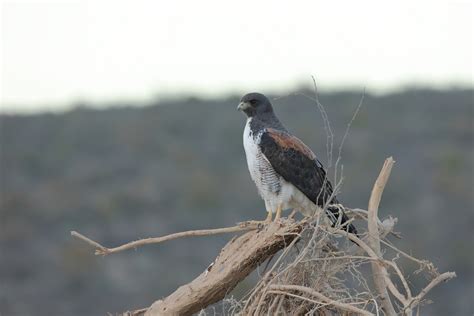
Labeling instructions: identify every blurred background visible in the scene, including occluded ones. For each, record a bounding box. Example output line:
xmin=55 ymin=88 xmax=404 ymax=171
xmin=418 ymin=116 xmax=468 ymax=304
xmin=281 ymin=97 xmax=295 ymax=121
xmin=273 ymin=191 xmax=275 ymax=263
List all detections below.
xmin=0 ymin=1 xmax=473 ymax=315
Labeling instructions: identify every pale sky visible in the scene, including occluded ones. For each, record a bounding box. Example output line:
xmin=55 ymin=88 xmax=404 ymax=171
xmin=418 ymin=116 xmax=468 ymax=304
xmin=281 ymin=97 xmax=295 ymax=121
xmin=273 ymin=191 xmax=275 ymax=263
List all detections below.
xmin=1 ymin=0 xmax=473 ymax=112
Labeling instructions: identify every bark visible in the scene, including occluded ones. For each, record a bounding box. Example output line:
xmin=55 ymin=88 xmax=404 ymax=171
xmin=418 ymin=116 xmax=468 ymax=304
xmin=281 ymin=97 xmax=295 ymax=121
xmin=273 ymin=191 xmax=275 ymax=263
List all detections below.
xmin=144 ymin=219 xmax=306 ymax=316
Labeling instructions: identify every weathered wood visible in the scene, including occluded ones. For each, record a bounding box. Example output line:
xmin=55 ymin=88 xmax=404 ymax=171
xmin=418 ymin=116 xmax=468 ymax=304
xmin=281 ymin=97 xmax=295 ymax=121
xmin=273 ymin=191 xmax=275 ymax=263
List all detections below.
xmin=367 ymin=157 xmax=397 ymax=316
xmin=144 ymin=219 xmax=306 ymax=316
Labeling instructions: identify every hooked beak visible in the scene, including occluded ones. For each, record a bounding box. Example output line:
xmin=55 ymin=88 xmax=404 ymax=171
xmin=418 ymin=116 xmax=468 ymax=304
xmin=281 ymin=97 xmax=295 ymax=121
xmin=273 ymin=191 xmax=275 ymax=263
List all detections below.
xmin=237 ymin=101 xmax=249 ymax=111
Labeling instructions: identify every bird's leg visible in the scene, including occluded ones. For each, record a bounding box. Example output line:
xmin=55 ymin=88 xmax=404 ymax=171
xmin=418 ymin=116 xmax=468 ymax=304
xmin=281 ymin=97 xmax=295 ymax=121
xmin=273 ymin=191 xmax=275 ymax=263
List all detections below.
xmin=265 ymin=209 xmax=273 ymax=222
xmin=274 ymin=204 xmax=282 ymax=221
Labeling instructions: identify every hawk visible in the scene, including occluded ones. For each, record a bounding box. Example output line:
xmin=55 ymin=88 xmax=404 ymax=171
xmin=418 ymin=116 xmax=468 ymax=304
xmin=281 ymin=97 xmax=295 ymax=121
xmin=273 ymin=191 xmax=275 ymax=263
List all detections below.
xmin=238 ymin=92 xmax=357 ymax=234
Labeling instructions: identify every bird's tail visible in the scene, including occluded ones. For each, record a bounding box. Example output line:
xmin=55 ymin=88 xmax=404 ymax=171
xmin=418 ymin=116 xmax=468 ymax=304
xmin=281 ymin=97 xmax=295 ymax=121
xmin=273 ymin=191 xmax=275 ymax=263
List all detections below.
xmin=326 ymin=204 xmax=358 ymax=236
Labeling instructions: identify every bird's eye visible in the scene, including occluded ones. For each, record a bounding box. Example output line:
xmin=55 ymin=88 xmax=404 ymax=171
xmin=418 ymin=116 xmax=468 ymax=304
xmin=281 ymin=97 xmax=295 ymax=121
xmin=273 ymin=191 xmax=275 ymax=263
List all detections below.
xmin=250 ymin=100 xmax=257 ymax=106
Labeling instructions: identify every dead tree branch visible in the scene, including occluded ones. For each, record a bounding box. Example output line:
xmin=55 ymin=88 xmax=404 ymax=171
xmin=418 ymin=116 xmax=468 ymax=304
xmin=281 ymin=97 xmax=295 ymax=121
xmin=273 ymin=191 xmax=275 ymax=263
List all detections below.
xmin=71 ymin=157 xmax=455 ymax=315
xmin=367 ymin=157 xmax=397 ymax=316
xmin=71 ymin=221 xmax=260 ymax=256
xmin=143 ymin=219 xmax=307 ymax=316
xmin=407 ymin=271 xmax=456 ymax=311
xmin=269 ymin=284 xmax=374 ymax=316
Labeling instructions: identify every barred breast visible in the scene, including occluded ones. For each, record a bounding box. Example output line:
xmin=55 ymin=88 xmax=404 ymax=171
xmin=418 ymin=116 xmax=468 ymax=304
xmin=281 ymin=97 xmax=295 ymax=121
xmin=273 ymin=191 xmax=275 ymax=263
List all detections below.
xmin=243 ymin=119 xmax=282 ymax=201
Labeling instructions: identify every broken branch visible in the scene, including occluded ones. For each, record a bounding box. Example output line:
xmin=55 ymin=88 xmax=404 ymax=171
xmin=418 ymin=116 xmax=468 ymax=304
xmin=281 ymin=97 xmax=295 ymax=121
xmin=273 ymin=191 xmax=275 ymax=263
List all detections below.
xmin=367 ymin=157 xmax=397 ymax=316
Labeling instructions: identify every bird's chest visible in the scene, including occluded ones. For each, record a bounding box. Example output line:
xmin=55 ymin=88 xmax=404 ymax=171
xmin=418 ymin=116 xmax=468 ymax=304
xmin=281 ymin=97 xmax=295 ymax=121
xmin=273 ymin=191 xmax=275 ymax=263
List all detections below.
xmin=243 ymin=121 xmax=281 ymax=196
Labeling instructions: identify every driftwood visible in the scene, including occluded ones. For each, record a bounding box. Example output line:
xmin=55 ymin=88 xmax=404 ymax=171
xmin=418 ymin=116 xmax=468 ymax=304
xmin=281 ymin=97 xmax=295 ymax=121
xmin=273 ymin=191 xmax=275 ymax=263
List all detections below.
xmin=72 ymin=158 xmax=456 ymax=315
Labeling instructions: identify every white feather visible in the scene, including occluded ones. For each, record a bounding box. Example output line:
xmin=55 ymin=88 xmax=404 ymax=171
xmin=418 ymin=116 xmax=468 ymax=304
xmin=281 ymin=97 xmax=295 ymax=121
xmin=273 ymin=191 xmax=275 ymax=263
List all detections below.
xmin=243 ymin=118 xmax=322 ymax=216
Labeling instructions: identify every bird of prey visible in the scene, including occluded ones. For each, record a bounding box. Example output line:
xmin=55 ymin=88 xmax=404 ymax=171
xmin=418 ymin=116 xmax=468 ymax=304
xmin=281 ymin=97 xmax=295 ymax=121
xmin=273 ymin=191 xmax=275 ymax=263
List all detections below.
xmin=237 ymin=92 xmax=357 ymax=234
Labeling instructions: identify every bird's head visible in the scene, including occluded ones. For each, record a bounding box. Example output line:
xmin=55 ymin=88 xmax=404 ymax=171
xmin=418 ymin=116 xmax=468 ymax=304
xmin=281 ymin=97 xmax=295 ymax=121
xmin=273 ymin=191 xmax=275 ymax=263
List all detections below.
xmin=237 ymin=92 xmax=273 ymax=117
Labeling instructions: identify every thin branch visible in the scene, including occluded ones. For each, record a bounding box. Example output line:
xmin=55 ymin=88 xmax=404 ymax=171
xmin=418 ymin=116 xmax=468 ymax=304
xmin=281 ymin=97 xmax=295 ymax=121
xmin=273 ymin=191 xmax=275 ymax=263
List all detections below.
xmin=380 ymin=238 xmax=434 ymax=271
xmin=387 ymin=260 xmax=412 ymax=300
xmin=267 ymin=292 xmax=283 ymax=315
xmin=334 ymin=88 xmax=366 ymax=187
xmin=336 ymin=88 xmax=365 ymax=165
xmin=407 ymin=271 xmax=456 ymax=310
xmin=71 ymin=221 xmax=259 ymax=256
xmin=345 ymin=217 xmax=397 ymax=256
xmin=71 ymin=231 xmax=108 ymax=252
xmin=270 ymin=284 xmax=374 ymax=316
xmin=382 ymin=271 xmax=408 ymax=306
xmin=348 ymin=208 xmax=401 ymax=239
xmin=245 ymin=232 xmax=304 ymax=315
xmin=330 ymin=226 xmax=437 ymax=311
xmin=311 ymin=76 xmax=334 ymax=167
xmin=267 ymin=290 xmax=327 ymax=309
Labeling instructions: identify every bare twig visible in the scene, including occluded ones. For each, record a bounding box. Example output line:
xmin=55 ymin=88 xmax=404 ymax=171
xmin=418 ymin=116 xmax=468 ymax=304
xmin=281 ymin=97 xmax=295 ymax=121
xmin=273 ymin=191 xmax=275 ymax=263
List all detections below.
xmin=407 ymin=271 xmax=456 ymax=310
xmin=336 ymin=89 xmax=365 ymax=166
xmin=242 ymin=156 xmax=453 ymax=316
xmin=267 ymin=290 xmax=327 ymax=309
xmin=380 ymin=238 xmax=434 ymax=271
xmin=386 ymin=260 xmax=412 ymax=300
xmin=244 ymin=232 xmax=304 ymax=315
xmin=71 ymin=221 xmax=259 ymax=256
xmin=334 ymin=88 xmax=366 ymax=187
xmin=71 ymin=231 xmax=108 ymax=252
xmin=244 ymin=215 xmax=323 ymax=314
xmin=270 ymin=284 xmax=374 ymax=316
